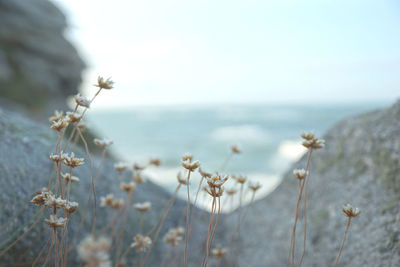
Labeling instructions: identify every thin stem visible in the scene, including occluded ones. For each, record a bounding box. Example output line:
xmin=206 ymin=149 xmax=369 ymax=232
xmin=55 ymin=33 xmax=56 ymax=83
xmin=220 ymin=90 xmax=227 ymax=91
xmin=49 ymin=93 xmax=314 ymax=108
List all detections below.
xmin=161 ymin=246 xmax=174 ymax=267
xmin=183 ymin=171 xmax=192 ymax=267
xmin=334 ymin=217 xmax=352 ymax=267
xmin=188 ymin=176 xmax=205 ymax=239
xmin=202 ymin=197 xmax=216 ymax=267
xmin=233 ymin=184 xmax=244 ymax=267
xmin=207 ymin=196 xmax=221 ymax=267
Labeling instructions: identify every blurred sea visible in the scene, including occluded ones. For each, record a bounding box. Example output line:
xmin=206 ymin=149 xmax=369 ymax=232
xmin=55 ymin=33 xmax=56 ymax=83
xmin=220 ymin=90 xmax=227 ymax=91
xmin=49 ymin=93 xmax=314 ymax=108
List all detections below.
xmin=87 ymin=102 xmax=387 ymax=210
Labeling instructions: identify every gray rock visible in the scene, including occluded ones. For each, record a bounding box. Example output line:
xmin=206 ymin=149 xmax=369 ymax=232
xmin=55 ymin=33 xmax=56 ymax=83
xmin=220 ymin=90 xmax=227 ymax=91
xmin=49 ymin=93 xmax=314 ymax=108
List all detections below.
xmin=224 ymin=100 xmax=400 ymax=267
xmin=0 ymin=107 xmax=210 ymax=266
xmin=0 ymin=0 xmax=85 ymax=113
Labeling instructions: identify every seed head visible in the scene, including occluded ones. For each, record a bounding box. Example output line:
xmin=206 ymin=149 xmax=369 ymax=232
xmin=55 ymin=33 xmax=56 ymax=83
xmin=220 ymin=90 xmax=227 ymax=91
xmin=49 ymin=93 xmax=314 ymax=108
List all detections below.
xmin=31 ymin=190 xmax=51 ymax=206
xmin=63 ymin=152 xmax=84 ymax=168
xmin=248 ymin=181 xmax=262 ymax=192
xmin=293 ymin=169 xmax=308 ymax=180
xmin=64 ymin=201 xmax=79 ymax=213
xmin=231 ymin=145 xmax=241 ymax=154
xmin=131 ymin=234 xmax=152 ymax=252
xmin=149 ymin=158 xmax=161 ymax=167
xmin=177 ymin=172 xmax=188 ymax=185
xmin=114 ymin=162 xmax=127 ymax=173
xmin=182 ymin=153 xmax=193 ymax=162
xmin=120 ymin=182 xmax=136 ymax=193
xmin=133 ymin=172 xmax=145 ymax=184
xmin=62 ymin=173 xmax=80 ymax=183
xmin=66 ymin=111 xmax=83 ymax=124
xmin=182 ymin=160 xmax=200 ymax=172
xmin=301 ymin=132 xmax=324 ymax=150
xmin=74 ymin=93 xmax=91 ymax=108
xmin=199 ymin=167 xmax=212 ymax=178
xmin=163 ymin=227 xmax=184 ymax=247
xmin=49 ymin=152 xmax=64 ymax=163
xmin=236 ymin=175 xmax=247 ymax=184
xmin=212 ymin=246 xmax=228 ymax=259
xmin=111 ymin=198 xmax=125 ymax=209
xmin=95 ymin=76 xmax=114 ymax=90
xmin=342 ymin=204 xmax=361 ymax=218
xmin=134 ymin=201 xmax=151 ymax=212
xmin=78 ymin=235 xmax=111 ymax=267
xmin=225 ymin=188 xmax=237 ymax=196
xmin=49 ymin=110 xmax=64 ymax=123
xmin=206 ymin=174 xmax=229 ymax=188
xmin=50 ymin=118 xmax=68 ymax=132
xmin=45 ymin=215 xmax=67 ymax=229
xmin=133 ymin=163 xmax=145 ymax=171
xmin=94 ymin=138 xmax=114 ymax=149
xmin=100 ymin=194 xmax=114 ymax=207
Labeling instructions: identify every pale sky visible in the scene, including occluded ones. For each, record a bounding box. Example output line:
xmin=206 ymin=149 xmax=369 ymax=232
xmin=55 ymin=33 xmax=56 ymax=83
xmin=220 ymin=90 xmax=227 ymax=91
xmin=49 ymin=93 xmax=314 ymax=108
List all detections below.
xmin=53 ymin=0 xmax=400 ymax=108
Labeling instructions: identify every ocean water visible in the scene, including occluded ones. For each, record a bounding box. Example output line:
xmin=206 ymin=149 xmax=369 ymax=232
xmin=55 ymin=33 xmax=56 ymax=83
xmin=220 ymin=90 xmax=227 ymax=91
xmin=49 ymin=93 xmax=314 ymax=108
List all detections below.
xmin=87 ymin=103 xmax=386 ymax=210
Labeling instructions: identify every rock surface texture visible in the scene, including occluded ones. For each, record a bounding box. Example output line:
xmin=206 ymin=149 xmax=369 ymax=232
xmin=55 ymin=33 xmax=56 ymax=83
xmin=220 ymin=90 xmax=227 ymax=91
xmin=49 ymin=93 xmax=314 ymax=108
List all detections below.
xmin=0 ymin=107 xmax=209 ymax=266
xmin=224 ymin=100 xmax=400 ymax=267
xmin=0 ymin=0 xmax=84 ymax=113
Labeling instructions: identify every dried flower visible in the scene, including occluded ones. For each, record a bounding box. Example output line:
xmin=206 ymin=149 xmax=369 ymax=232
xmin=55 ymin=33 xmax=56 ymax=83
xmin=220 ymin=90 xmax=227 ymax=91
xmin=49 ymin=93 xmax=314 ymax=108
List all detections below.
xmin=114 ymin=162 xmax=127 ymax=173
xmin=111 ymin=198 xmax=125 ymax=209
xmin=133 ymin=172 xmax=145 ymax=184
xmin=49 ymin=152 xmax=64 ymax=163
xmin=248 ymin=181 xmax=262 ymax=192
xmin=131 ymin=234 xmax=152 ymax=252
xmin=50 ymin=118 xmax=68 ymax=132
xmin=31 ymin=191 xmax=51 ymax=206
xmin=177 ymin=172 xmax=188 ymax=185
xmin=133 ymin=163 xmax=145 ymax=171
xmin=293 ymin=169 xmax=308 ymax=180
xmin=100 ymin=194 xmax=114 ymax=207
xmin=212 ymin=246 xmax=228 ymax=259
xmin=182 ymin=153 xmax=193 ymax=162
xmin=63 ymin=152 xmax=84 ymax=168
xmin=182 ymin=160 xmax=200 ymax=172
xmin=62 ymin=172 xmax=80 ymax=183
xmin=231 ymin=145 xmax=241 ymax=154
xmin=45 ymin=215 xmax=67 ymax=229
xmin=342 ymin=204 xmax=361 ymax=218
xmin=78 ymin=235 xmax=111 ymax=267
xmin=94 ymin=138 xmax=114 ymax=149
xmin=149 ymin=158 xmax=161 ymax=167
xmin=64 ymin=201 xmax=79 ymax=213
xmin=199 ymin=167 xmax=212 ymax=178
xmin=95 ymin=76 xmax=114 ymax=90
xmin=44 ymin=194 xmax=67 ymax=209
xmin=74 ymin=93 xmax=91 ymax=108
xmin=134 ymin=201 xmax=151 ymax=212
xmin=120 ymin=182 xmax=136 ymax=193
xmin=206 ymin=174 xmax=229 ymax=188
xmin=226 ymin=188 xmax=237 ymax=196
xmin=66 ymin=111 xmax=83 ymax=124
xmin=301 ymin=132 xmax=325 ymax=150
xmin=163 ymin=227 xmax=184 ymax=247
xmin=49 ymin=110 xmax=64 ymax=122
xmin=236 ymin=175 xmax=247 ymax=184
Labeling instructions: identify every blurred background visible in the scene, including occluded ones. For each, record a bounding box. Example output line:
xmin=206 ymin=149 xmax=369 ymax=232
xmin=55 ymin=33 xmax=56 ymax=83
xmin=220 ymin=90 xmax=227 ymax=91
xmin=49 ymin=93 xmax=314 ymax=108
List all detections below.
xmin=0 ymin=0 xmax=398 ymax=208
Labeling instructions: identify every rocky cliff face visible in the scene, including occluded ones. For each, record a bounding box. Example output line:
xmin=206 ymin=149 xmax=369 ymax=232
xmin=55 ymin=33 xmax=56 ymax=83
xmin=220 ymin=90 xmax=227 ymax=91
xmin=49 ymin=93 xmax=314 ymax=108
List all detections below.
xmin=0 ymin=107 xmax=209 ymax=266
xmin=225 ymin=100 xmax=400 ymax=267
xmin=0 ymin=0 xmax=84 ymax=114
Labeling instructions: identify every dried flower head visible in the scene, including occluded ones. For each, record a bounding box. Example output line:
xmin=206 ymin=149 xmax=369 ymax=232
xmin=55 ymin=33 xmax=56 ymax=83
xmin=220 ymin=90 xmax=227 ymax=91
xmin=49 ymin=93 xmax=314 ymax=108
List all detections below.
xmin=100 ymin=194 xmax=114 ymax=207
xmin=149 ymin=158 xmax=161 ymax=167
xmin=50 ymin=118 xmax=68 ymax=132
xmin=131 ymin=234 xmax=152 ymax=252
xmin=63 ymin=152 xmax=84 ymax=168
xmin=94 ymin=138 xmax=114 ymax=149
xmin=301 ymin=132 xmax=325 ymax=150
xmin=163 ymin=227 xmax=184 ymax=247
xmin=342 ymin=204 xmax=361 ymax=218
xmin=114 ymin=162 xmax=127 ymax=173
xmin=206 ymin=174 xmax=229 ymax=188
xmin=45 ymin=215 xmax=67 ymax=229
xmin=199 ymin=167 xmax=212 ymax=178
xmin=64 ymin=201 xmax=79 ymax=213
xmin=62 ymin=172 xmax=80 ymax=183
xmin=293 ymin=169 xmax=308 ymax=180
xmin=31 ymin=190 xmax=51 ymax=206
xmin=212 ymin=246 xmax=228 ymax=259
xmin=226 ymin=188 xmax=237 ymax=196
xmin=49 ymin=110 xmax=64 ymax=122
xmin=182 ymin=153 xmax=193 ymax=162
xmin=236 ymin=175 xmax=247 ymax=184
xmin=177 ymin=172 xmax=188 ymax=185
xmin=204 ymin=186 xmax=224 ymax=198
xmin=95 ymin=76 xmax=114 ymax=90
xmin=44 ymin=195 xmax=67 ymax=209
xmin=74 ymin=93 xmax=91 ymax=108
xmin=78 ymin=235 xmax=111 ymax=267
xmin=182 ymin=160 xmax=200 ymax=172
xmin=133 ymin=172 xmax=145 ymax=184
xmin=66 ymin=111 xmax=83 ymax=124
xmin=120 ymin=182 xmax=136 ymax=193
xmin=134 ymin=201 xmax=151 ymax=212
xmin=49 ymin=152 xmax=64 ymax=163
xmin=133 ymin=163 xmax=145 ymax=171
xmin=111 ymin=198 xmax=125 ymax=209
xmin=231 ymin=145 xmax=241 ymax=154
xmin=249 ymin=181 xmax=262 ymax=192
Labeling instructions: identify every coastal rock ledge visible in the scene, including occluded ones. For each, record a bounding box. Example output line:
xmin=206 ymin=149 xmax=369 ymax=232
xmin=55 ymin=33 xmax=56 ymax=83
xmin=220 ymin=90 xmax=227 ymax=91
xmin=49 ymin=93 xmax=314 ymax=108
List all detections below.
xmin=225 ymin=100 xmax=400 ymax=267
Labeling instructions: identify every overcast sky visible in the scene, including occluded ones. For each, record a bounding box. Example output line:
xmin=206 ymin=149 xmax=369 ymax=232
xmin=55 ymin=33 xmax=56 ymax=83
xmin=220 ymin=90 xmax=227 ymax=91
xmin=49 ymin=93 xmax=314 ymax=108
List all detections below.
xmin=53 ymin=0 xmax=400 ymax=108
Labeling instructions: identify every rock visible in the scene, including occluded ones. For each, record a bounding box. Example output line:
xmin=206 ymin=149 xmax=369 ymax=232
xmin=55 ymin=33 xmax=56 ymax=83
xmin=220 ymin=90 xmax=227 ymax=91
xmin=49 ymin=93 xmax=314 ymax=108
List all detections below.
xmin=0 ymin=0 xmax=85 ymax=114
xmin=0 ymin=107 xmax=210 ymax=266
xmin=224 ymin=100 xmax=400 ymax=266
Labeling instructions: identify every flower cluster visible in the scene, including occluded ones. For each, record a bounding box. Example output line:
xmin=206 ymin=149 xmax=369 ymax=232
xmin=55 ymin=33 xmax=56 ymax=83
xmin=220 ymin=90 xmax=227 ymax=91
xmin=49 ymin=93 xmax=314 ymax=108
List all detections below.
xmin=301 ymin=132 xmax=325 ymax=150
xmin=163 ymin=227 xmax=185 ymax=247
xmin=131 ymin=234 xmax=152 ymax=252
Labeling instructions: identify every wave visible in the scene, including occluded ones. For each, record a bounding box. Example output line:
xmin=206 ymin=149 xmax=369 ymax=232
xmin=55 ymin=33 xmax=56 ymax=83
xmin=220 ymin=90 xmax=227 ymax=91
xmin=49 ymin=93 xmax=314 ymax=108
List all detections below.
xmin=210 ymin=124 xmax=268 ymax=143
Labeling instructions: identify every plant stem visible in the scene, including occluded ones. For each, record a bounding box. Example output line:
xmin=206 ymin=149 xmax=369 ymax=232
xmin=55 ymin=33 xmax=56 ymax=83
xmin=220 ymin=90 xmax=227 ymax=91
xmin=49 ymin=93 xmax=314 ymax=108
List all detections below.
xmin=334 ymin=217 xmax=351 ymax=267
